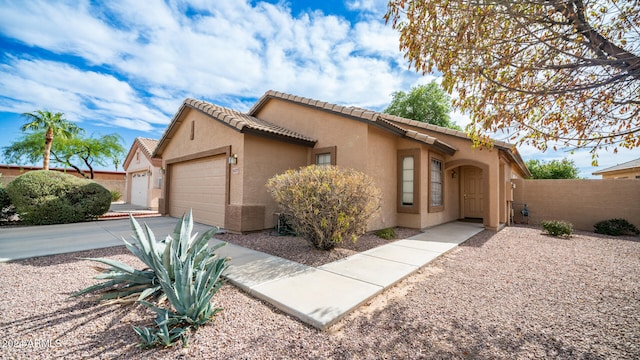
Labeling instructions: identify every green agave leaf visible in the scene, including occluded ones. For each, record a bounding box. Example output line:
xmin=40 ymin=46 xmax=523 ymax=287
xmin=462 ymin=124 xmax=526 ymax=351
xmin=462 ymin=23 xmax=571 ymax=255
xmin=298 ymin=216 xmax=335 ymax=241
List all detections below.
xmin=138 ymin=300 xmax=170 ymax=316
xmin=161 ymin=236 xmax=172 ymax=278
xmin=70 ymin=279 xmax=122 ymax=297
xmin=96 ymin=272 xmax=155 ymax=285
xmin=137 ymin=285 xmax=161 ymax=302
xmin=130 ymin=215 xmax=153 ymax=259
xmin=133 ymin=326 xmax=158 ymax=348
xmin=78 ymin=257 xmax=136 ymax=274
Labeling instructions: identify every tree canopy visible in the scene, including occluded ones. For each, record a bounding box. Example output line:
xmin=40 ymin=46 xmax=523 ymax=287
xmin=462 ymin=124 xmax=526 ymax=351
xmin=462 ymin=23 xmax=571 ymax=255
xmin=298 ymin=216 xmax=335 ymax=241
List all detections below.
xmin=526 ymin=158 xmax=580 ymax=179
xmin=383 ymin=81 xmax=462 ymax=130
xmin=3 ymin=131 xmax=125 ymax=179
xmin=386 ymin=0 xmax=640 ymax=160
xmin=21 ymin=110 xmax=82 ymax=170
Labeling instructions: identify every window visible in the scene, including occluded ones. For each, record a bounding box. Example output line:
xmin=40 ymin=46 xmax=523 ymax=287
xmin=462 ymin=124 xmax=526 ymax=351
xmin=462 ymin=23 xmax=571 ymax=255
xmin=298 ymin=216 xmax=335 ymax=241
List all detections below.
xmin=311 ymin=146 xmax=336 ymax=166
xmin=397 ymin=149 xmax=420 ymax=213
xmin=402 ymin=156 xmax=414 ymax=205
xmin=316 ymin=153 xmax=331 ymax=166
xmin=429 ymin=157 xmax=444 ymax=211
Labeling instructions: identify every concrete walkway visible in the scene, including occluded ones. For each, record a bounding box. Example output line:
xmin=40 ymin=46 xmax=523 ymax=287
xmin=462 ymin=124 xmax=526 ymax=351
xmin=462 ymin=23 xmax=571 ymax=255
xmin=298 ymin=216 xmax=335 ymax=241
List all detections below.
xmin=0 ymin=216 xmax=213 ymax=262
xmin=212 ymin=221 xmax=485 ymax=329
xmin=0 ymin=217 xmax=484 ymax=330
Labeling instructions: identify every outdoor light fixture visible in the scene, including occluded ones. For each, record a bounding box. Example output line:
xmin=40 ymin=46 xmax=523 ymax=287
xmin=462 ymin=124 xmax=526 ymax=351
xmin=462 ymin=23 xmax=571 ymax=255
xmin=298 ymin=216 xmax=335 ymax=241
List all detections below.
xmin=451 ymin=170 xmax=457 ymax=179
xmin=228 ymin=154 xmax=238 ymax=165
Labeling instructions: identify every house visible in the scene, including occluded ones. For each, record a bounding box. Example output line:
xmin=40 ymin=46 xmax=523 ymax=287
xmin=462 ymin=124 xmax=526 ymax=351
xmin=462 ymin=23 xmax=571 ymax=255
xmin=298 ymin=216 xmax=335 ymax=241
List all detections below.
xmin=123 ymin=137 xmax=162 ymax=210
xmin=153 ymin=90 xmax=530 ymax=233
xmin=592 ymin=157 xmax=640 ymax=179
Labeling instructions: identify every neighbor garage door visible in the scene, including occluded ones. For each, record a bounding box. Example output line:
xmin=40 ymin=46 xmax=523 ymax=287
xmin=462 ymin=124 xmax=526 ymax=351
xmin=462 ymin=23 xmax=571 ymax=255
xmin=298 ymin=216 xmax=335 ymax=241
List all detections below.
xmin=169 ymin=155 xmax=226 ymax=227
xmin=130 ymin=172 xmax=148 ymax=207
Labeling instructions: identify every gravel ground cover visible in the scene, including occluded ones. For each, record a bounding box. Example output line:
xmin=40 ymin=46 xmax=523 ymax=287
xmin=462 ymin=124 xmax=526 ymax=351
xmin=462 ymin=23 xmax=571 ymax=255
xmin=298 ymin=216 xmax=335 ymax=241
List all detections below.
xmin=1 ymin=225 xmax=638 ymax=359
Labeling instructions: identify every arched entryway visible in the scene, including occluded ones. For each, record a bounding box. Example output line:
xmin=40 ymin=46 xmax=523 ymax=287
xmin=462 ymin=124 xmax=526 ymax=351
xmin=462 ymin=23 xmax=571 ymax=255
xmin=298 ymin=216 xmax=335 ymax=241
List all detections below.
xmin=446 ymin=159 xmax=490 ymax=226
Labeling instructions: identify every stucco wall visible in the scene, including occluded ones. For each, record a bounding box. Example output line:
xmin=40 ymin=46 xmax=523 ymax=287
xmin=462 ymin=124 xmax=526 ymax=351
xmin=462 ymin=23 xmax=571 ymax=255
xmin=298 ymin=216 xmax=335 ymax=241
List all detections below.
xmin=158 ymin=107 xmax=245 ymax=205
xmin=512 ymin=178 xmax=640 ymax=231
xmin=366 ymin=127 xmax=399 ymax=230
xmin=242 ymin=134 xmax=309 ymax=229
xmin=254 ymin=99 xmax=369 ymax=172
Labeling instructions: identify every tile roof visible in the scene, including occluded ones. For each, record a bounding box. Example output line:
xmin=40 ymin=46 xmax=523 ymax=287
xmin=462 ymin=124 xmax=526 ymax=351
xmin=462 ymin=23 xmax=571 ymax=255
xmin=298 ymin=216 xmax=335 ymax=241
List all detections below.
xmin=123 ymin=137 xmax=161 ymax=170
xmin=154 ymin=98 xmax=317 ymax=157
xmin=249 ymin=90 xmax=457 ymax=155
xmin=592 ymin=157 xmax=640 ymax=175
xmin=183 ymin=98 xmax=316 ymax=145
xmin=250 ymin=90 xmax=530 ymax=176
xmin=136 ymin=137 xmax=159 ymax=158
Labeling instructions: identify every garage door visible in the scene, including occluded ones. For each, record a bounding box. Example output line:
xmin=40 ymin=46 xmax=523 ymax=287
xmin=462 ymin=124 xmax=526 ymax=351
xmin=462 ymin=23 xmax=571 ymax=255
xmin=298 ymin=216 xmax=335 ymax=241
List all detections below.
xmin=169 ymin=155 xmax=226 ymax=227
xmin=130 ymin=172 xmax=148 ymax=207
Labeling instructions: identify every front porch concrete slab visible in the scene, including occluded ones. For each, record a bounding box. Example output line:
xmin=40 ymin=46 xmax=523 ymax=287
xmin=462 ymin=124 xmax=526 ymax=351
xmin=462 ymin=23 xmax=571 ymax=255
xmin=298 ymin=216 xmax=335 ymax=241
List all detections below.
xmin=250 ymin=268 xmax=382 ymax=329
xmin=361 ymin=243 xmax=442 ymax=267
xmin=319 ymin=253 xmax=417 ymax=287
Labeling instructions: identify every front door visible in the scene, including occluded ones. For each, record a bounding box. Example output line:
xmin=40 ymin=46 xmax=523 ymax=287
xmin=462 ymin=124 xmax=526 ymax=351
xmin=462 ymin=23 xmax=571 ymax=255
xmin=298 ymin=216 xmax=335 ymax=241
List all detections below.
xmin=463 ymin=166 xmax=483 ymax=218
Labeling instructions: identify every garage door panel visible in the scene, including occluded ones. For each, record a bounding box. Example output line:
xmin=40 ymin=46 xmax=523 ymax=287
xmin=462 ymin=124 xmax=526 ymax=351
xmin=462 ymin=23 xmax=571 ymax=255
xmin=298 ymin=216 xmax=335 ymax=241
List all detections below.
xmin=130 ymin=172 xmax=148 ymax=207
xmin=169 ymin=155 xmax=226 ymax=227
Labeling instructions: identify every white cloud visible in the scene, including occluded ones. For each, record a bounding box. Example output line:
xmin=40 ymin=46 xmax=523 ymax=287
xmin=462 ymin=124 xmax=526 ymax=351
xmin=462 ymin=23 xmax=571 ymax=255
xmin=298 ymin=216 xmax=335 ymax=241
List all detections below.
xmin=10 ymin=59 xmax=135 ymax=103
xmin=346 ymin=0 xmax=390 ymax=16
xmin=0 ymin=0 xmax=134 ymax=65
xmin=111 ymin=118 xmax=155 ymax=132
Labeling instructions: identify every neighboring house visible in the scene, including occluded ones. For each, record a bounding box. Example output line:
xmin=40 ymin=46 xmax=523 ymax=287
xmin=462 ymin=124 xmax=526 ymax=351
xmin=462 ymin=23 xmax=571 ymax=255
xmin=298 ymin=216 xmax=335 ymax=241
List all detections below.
xmin=0 ymin=164 xmax=125 ymax=196
xmin=123 ymin=137 xmax=162 ymax=210
xmin=153 ymin=90 xmax=530 ymax=233
xmin=592 ymin=157 xmax=640 ymax=179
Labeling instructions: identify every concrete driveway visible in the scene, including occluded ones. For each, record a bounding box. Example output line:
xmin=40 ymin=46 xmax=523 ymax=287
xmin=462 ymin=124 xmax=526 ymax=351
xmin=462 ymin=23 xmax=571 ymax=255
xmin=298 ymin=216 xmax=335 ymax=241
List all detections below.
xmin=0 ymin=216 xmax=217 ymax=262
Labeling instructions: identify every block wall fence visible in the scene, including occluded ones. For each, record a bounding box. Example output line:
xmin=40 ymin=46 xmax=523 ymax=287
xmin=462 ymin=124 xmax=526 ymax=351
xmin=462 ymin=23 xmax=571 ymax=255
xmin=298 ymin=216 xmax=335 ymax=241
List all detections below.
xmin=511 ymin=179 xmax=640 ymax=231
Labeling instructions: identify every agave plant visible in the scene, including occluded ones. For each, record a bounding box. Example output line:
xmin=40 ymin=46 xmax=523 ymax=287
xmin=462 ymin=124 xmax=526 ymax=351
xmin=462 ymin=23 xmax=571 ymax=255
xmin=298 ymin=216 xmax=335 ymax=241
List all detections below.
xmin=73 ymin=210 xmax=228 ymax=347
xmin=133 ymin=237 xmax=228 ymax=347
xmin=72 ymin=210 xmax=226 ymax=304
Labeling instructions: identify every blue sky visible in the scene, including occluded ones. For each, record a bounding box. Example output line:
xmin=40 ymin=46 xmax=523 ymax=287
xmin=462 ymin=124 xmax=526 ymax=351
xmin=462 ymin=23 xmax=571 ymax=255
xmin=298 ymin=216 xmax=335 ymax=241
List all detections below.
xmin=0 ymin=0 xmax=636 ymax=177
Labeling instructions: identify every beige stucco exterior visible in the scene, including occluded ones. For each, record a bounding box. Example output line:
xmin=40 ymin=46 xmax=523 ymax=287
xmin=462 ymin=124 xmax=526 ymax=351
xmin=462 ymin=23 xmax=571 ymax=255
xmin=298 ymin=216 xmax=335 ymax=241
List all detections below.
xmin=592 ymin=158 xmax=640 ymax=179
xmin=597 ymin=169 xmax=640 ymax=179
xmin=153 ymin=91 xmax=530 ymax=233
xmin=123 ymin=138 xmax=162 ymax=210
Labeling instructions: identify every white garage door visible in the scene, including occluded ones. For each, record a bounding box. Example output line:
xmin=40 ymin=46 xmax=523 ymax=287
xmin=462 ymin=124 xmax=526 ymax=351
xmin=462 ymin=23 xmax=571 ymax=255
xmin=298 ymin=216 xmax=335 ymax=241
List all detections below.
xmin=169 ymin=155 xmax=226 ymax=227
xmin=130 ymin=172 xmax=148 ymax=207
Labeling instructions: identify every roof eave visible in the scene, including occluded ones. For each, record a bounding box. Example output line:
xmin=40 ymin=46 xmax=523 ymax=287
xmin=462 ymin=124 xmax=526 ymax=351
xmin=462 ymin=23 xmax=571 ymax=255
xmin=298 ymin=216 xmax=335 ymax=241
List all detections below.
xmin=495 ymin=144 xmax=531 ymax=178
xmin=240 ymin=127 xmax=317 ymax=147
xmin=152 ymin=103 xmax=189 ymax=158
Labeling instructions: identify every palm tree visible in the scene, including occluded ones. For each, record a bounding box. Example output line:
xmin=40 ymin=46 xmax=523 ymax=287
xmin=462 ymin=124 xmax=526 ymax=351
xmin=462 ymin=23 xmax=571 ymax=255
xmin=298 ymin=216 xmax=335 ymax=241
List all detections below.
xmin=21 ymin=110 xmax=83 ymax=170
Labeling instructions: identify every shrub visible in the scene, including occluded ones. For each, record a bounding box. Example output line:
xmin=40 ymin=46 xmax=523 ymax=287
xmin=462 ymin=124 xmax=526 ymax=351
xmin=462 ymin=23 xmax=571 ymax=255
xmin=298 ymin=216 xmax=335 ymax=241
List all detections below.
xmin=73 ymin=211 xmax=228 ymax=348
xmin=0 ymin=184 xmax=16 ymax=222
xmin=110 ymin=190 xmax=122 ymax=202
xmin=375 ymin=227 xmax=396 ymax=240
xmin=266 ymin=165 xmax=382 ymax=250
xmin=594 ymin=218 xmax=640 ymax=236
xmin=541 ymin=220 xmax=573 ymax=238
xmin=5 ymin=170 xmax=111 ymax=225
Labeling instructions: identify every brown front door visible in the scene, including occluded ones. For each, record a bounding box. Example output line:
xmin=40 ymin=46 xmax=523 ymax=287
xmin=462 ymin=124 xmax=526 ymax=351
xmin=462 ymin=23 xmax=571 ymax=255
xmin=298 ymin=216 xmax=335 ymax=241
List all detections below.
xmin=463 ymin=166 xmax=483 ymax=218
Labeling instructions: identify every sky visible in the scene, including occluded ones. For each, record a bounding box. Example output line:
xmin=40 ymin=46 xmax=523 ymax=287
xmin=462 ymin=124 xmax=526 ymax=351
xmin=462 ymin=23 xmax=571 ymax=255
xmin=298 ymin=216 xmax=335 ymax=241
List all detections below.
xmin=0 ymin=0 xmax=636 ymax=178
